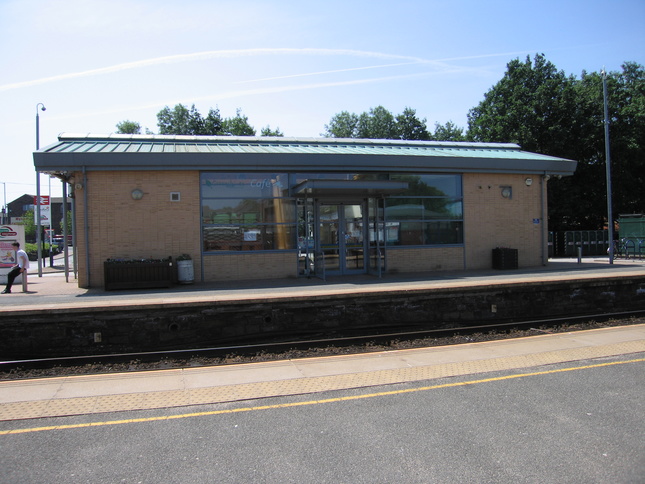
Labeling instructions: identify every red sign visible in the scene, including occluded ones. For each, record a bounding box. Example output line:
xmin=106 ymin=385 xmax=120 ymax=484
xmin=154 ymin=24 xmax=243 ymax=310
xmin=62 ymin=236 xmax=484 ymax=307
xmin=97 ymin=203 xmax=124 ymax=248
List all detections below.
xmin=34 ymin=195 xmax=50 ymax=206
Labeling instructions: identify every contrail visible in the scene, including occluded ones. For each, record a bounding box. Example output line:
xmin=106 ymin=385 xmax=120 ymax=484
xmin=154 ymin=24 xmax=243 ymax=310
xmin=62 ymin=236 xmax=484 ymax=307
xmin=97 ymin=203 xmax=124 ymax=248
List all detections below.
xmin=0 ymin=48 xmax=429 ymax=92
xmin=194 ymin=69 xmax=466 ymax=103
xmin=239 ymin=61 xmax=428 ymax=83
xmin=23 ymin=68 xmax=469 ymax=124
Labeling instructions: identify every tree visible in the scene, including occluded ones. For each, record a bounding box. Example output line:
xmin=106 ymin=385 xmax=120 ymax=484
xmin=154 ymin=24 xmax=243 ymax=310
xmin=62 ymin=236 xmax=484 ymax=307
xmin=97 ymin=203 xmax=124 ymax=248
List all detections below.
xmin=395 ymin=107 xmax=430 ymax=140
xmin=156 ymin=104 xmax=228 ymax=135
xmin=356 ymin=106 xmax=397 ymax=139
xmin=432 ymin=121 xmax=465 ymax=141
xmin=467 ymin=54 xmax=578 ymax=155
xmin=260 ymin=125 xmax=284 ymax=136
xmin=120 ymin=104 xmax=264 ymax=137
xmin=324 ymin=106 xmax=444 ymax=140
xmin=23 ymin=210 xmax=35 ymax=239
xmin=204 ymin=108 xmax=223 ymax=135
xmin=60 ymin=209 xmax=72 ymax=236
xmin=157 ymin=104 xmax=195 ymax=135
xmin=323 ymin=111 xmax=359 ymax=138
xmin=467 ymin=54 xmax=645 ymax=231
xmin=116 ymin=120 xmax=141 ymax=134
xmin=221 ymin=109 xmax=256 ymax=136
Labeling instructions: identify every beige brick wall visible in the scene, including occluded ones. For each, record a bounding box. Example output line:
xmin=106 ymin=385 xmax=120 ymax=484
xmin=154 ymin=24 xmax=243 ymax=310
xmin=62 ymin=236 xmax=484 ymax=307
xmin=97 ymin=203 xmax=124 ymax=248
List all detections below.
xmin=463 ymin=173 xmax=546 ymax=269
xmin=72 ymin=170 xmax=548 ymax=287
xmin=203 ymin=252 xmax=297 ymax=281
xmin=74 ymin=171 xmax=201 ymax=287
xmin=387 ymin=247 xmax=464 ymax=273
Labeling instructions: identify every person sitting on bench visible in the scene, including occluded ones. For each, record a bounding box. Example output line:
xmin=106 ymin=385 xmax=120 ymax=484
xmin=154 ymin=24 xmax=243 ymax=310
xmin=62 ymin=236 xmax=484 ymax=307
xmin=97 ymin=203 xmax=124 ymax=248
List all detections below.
xmin=2 ymin=242 xmax=29 ymax=294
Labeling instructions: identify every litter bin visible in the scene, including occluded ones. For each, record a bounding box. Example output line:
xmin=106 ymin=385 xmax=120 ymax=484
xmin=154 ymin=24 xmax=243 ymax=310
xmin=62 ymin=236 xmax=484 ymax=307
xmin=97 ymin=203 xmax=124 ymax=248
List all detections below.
xmin=492 ymin=248 xmax=518 ymax=270
xmin=177 ymin=259 xmax=194 ymax=284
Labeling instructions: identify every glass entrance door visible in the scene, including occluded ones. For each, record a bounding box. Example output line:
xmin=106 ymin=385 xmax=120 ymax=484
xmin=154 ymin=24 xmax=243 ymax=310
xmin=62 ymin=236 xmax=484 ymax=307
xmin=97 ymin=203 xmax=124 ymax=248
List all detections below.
xmin=318 ymin=202 xmax=366 ymax=275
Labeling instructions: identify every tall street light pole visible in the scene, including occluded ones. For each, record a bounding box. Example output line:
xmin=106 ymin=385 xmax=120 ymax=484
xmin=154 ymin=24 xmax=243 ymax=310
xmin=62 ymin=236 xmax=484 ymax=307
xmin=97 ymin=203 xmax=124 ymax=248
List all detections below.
xmin=601 ymin=70 xmax=614 ymax=265
xmin=0 ymin=181 xmax=6 ymax=224
xmin=36 ymin=103 xmax=46 ymax=277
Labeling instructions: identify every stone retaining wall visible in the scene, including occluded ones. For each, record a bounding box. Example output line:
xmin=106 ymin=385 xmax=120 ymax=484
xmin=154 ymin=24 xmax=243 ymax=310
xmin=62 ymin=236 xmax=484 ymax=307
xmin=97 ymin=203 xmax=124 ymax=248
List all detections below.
xmin=2 ymin=276 xmax=644 ymax=359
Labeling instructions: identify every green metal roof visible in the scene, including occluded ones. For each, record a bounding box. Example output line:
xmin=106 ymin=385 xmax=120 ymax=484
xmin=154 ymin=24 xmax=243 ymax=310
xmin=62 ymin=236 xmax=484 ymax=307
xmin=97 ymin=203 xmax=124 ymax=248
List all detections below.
xmin=34 ymin=133 xmax=577 ymax=176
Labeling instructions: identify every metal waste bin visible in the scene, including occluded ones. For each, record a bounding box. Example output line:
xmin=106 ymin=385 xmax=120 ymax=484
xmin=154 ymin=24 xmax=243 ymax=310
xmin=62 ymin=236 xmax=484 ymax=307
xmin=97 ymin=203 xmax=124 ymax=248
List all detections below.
xmin=177 ymin=259 xmax=194 ymax=284
xmin=492 ymin=248 xmax=518 ymax=270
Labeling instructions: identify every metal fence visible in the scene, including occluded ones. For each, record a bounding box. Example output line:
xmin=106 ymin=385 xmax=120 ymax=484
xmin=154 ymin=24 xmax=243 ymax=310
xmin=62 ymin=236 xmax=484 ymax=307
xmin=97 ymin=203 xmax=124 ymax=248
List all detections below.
xmin=549 ymin=230 xmax=644 ymax=259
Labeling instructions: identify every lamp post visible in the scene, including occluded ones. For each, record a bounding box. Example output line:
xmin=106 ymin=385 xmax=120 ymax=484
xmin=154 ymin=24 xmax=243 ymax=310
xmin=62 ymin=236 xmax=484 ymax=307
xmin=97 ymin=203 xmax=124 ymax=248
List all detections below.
xmin=0 ymin=181 xmax=6 ymax=224
xmin=36 ymin=103 xmax=46 ymax=277
xmin=601 ymin=70 xmax=614 ymax=265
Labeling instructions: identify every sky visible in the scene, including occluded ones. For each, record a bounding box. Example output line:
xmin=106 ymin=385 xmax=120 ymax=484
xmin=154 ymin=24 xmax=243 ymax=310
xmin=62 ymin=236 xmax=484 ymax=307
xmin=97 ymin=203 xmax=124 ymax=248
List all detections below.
xmin=0 ymin=0 xmax=643 ymax=206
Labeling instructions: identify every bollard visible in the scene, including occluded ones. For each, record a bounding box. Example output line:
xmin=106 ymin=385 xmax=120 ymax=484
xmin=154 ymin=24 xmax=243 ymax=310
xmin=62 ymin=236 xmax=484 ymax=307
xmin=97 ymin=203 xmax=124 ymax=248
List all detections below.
xmin=577 ymin=246 xmax=582 ymax=264
xmin=21 ymin=271 xmax=28 ymax=293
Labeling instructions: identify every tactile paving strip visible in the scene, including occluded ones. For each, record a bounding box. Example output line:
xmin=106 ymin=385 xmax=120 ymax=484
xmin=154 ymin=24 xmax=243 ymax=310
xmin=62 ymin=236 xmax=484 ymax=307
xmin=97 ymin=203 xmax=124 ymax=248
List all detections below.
xmin=1 ymin=339 xmax=643 ymax=422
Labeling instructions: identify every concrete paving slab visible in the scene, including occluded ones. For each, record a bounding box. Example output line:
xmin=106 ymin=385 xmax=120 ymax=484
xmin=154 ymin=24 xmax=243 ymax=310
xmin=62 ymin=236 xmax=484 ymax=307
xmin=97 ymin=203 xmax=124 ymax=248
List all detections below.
xmin=181 ymin=360 xmax=304 ymax=387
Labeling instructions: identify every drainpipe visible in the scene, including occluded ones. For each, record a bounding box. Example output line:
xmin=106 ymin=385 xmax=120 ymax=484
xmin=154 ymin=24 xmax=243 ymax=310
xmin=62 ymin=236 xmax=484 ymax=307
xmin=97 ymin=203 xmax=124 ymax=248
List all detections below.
xmin=71 ymin=183 xmax=77 ymax=279
xmin=541 ymin=173 xmax=550 ymax=265
xmin=83 ymin=167 xmax=91 ymax=287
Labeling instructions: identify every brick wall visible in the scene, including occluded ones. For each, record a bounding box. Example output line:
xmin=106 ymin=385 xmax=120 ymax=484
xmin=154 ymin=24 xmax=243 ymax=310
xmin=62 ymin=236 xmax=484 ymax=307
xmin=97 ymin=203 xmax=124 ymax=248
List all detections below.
xmin=203 ymin=252 xmax=296 ymax=281
xmin=72 ymin=170 xmax=548 ymax=286
xmin=463 ymin=173 xmax=545 ymax=269
xmin=387 ymin=247 xmax=464 ymax=272
xmin=74 ymin=171 xmax=201 ymax=287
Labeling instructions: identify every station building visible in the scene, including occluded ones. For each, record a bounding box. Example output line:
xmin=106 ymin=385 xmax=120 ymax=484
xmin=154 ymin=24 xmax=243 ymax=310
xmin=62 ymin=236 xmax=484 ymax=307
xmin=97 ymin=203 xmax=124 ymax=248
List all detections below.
xmin=33 ymin=134 xmax=577 ymax=288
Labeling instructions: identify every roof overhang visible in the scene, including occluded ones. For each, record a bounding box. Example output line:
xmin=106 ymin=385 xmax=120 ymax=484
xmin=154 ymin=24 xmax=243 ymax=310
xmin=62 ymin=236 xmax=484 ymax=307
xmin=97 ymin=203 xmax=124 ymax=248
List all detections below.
xmin=34 ymin=134 xmax=578 ymax=178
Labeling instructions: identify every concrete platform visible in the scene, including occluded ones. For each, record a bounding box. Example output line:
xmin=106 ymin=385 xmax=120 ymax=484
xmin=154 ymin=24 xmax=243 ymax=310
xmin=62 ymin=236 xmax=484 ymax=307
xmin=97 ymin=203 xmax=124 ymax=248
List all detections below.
xmin=2 ymin=257 xmax=645 ymax=313
xmin=1 ymin=257 xmax=644 ymax=423
xmin=0 ymin=323 xmax=643 ymax=422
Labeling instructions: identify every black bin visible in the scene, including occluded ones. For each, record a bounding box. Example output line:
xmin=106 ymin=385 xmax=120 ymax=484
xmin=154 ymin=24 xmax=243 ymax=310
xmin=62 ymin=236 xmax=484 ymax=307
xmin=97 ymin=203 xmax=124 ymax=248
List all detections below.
xmin=492 ymin=248 xmax=518 ymax=270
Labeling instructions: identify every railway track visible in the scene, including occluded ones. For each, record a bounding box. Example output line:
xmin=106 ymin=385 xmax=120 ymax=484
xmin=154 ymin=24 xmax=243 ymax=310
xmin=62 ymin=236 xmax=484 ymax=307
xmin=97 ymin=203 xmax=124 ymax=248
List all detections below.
xmin=2 ymin=310 xmax=644 ymax=381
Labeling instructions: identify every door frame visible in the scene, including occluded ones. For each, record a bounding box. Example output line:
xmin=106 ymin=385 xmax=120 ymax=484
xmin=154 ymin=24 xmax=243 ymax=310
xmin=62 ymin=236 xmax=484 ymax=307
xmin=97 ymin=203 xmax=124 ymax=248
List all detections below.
xmin=316 ymin=199 xmax=368 ymax=276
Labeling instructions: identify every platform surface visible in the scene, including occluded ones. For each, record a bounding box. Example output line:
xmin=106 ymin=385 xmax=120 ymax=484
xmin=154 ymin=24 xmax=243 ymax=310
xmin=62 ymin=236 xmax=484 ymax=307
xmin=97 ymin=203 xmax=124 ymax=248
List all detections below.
xmin=1 ymin=257 xmax=645 ymax=313
xmin=1 ymin=257 xmax=644 ymax=423
xmin=1 ymin=323 xmax=643 ymax=422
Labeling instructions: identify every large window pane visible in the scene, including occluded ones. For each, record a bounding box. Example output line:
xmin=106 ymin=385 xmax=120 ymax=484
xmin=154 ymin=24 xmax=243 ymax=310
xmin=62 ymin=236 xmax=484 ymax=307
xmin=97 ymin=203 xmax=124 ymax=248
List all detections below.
xmin=201 ymin=173 xmax=289 ymax=198
xmin=203 ymin=224 xmax=296 ymax=251
xmin=385 ymin=198 xmax=463 ymax=220
xmin=385 ymin=221 xmax=463 ymax=246
xmin=391 ymin=174 xmax=462 ymax=197
xmin=202 ymin=199 xmax=296 ymax=224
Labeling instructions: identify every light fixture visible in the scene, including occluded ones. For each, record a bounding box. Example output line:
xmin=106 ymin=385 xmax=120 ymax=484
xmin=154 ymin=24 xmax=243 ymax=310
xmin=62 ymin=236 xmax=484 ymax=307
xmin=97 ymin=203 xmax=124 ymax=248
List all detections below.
xmin=36 ymin=103 xmax=46 ymax=278
xmin=501 ymin=186 xmax=512 ymax=199
xmin=525 ymin=177 xmax=533 ymax=186
xmin=131 ymin=189 xmax=144 ymax=200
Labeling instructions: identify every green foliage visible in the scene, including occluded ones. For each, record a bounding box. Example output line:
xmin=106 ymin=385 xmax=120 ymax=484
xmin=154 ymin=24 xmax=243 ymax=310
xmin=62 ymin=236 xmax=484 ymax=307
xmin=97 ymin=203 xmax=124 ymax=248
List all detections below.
xmin=323 ymin=111 xmax=359 ymax=138
xmin=324 ymin=106 xmax=465 ymax=141
xmin=395 ymin=107 xmax=430 ymax=140
xmin=154 ymin=104 xmax=259 ymax=136
xmin=260 ymin=125 xmax=284 ymax=137
xmin=25 ymin=242 xmax=57 ymax=257
xmin=221 ymin=109 xmax=256 ymax=136
xmin=467 ymin=54 xmax=645 ymax=231
xmin=157 ymin=104 xmax=201 ymax=135
xmin=115 ymin=120 xmax=141 ymax=134
xmin=23 ymin=209 xmax=35 ymax=238
xmin=357 ymin=106 xmax=398 ymax=139
xmin=60 ymin=210 xmax=72 ymax=235
xmin=204 ymin=108 xmax=223 ymax=135
xmin=432 ymin=121 xmax=465 ymax=141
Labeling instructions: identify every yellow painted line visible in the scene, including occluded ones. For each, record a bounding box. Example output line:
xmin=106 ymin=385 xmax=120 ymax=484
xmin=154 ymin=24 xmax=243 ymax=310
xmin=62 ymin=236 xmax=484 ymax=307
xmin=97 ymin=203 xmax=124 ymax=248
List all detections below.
xmin=1 ymin=357 xmax=642 ymax=436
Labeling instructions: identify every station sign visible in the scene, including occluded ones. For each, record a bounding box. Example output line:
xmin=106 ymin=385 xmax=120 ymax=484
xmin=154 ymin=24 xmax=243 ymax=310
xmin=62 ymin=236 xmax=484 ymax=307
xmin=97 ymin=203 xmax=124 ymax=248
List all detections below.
xmin=33 ymin=195 xmax=51 ymax=226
